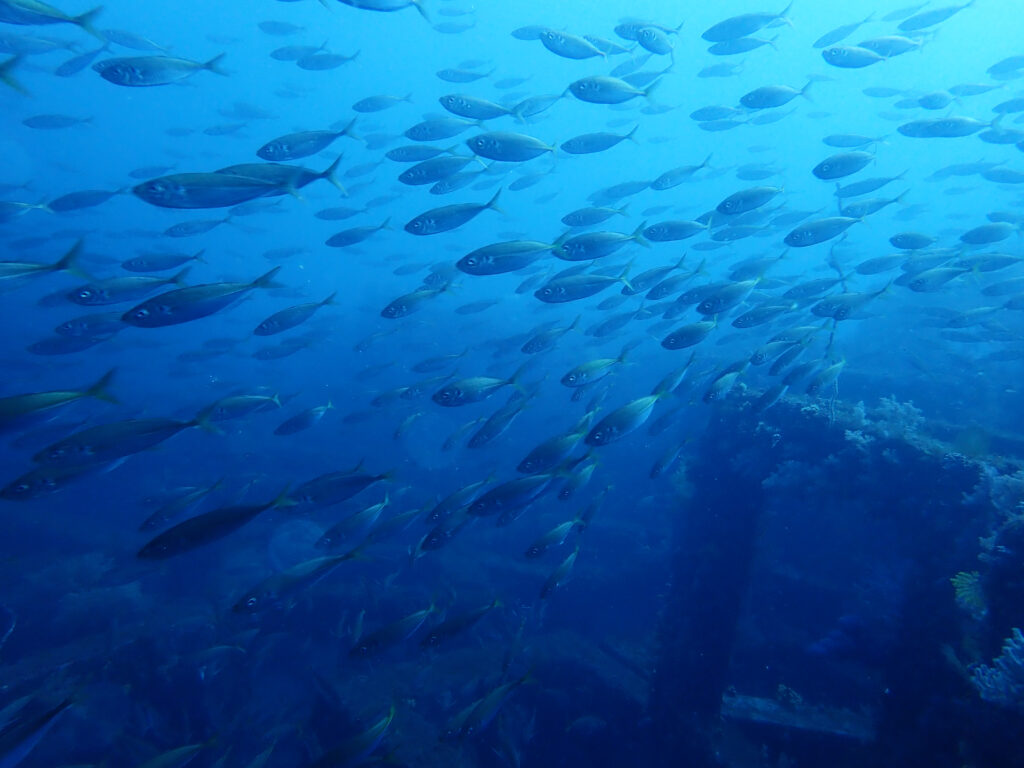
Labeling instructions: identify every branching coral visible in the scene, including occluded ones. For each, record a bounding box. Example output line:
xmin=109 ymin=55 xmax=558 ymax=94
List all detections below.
xmin=972 ymin=628 xmax=1024 ymax=712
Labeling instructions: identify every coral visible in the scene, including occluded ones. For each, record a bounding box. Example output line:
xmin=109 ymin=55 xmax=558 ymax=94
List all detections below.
xmin=972 ymin=628 xmax=1024 ymax=712
xmin=951 ymin=571 xmax=988 ymax=620
xmin=966 ymin=464 xmax=1024 ymax=522
xmin=870 ymin=396 xmax=924 ymax=439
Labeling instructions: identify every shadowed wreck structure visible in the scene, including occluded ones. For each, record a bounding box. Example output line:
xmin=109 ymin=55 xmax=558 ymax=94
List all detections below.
xmin=650 ymin=392 xmax=1024 ymax=767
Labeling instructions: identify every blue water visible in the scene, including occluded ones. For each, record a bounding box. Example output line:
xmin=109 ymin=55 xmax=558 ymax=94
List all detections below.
xmin=2 ymin=0 xmax=1024 ymax=766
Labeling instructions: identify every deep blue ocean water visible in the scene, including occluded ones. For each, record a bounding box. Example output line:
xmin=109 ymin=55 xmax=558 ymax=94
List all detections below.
xmin=2 ymin=1 xmax=1024 ymax=766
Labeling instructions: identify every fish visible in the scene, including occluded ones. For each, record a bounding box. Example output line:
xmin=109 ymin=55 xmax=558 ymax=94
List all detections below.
xmin=898 ymin=116 xmax=993 ymax=138
xmin=0 ymin=0 xmax=101 ymax=34
xmin=274 ymin=401 xmax=334 ymax=436
xmin=310 ymin=706 xmax=395 ymax=768
xmin=538 ymin=29 xmax=607 ymax=60
xmin=898 ymin=1 xmax=975 ymax=32
xmin=560 ymin=342 xmax=638 ymax=388
xmin=0 ymin=368 xmax=115 ymax=433
xmin=535 ymin=270 xmax=632 ymax=303
xmin=822 ymin=45 xmax=885 ymax=68
xmin=701 ymin=3 xmax=792 ymax=42
xmin=568 ymin=75 xmax=659 ymax=105
xmin=122 ymin=267 xmax=281 ymax=327
xmin=138 ymin=488 xmax=292 ymax=559
xmin=0 ymin=696 xmax=74 ymax=768
xmin=337 ymin=0 xmax=427 ymax=18
xmin=739 ymin=80 xmax=814 ymax=109
xmin=33 ymin=417 xmax=201 ymax=467
xmin=558 ymin=224 xmax=648 ymax=259
xmin=254 ymin=292 xmax=335 ymax=335
xmin=540 ymin=547 xmax=580 ymax=599
xmin=353 ymin=93 xmax=411 ymax=112
xmin=326 ymin=218 xmax=391 ymax=248
xmin=122 ymin=250 xmax=205 ymax=272
xmin=584 ymin=380 xmax=673 ymax=447
xmin=432 ymin=363 xmax=526 ymax=407
xmin=94 ymin=53 xmax=227 ymax=86
xmin=350 ymin=603 xmax=437 ymax=656
xmin=132 ymin=172 xmax=281 ymax=209
xmin=420 ymin=599 xmax=501 ymax=647
xmin=466 ymin=131 xmax=554 ymax=162
xmin=813 ymin=13 xmax=874 ymax=48
xmin=68 ymin=269 xmax=190 ymax=306
xmin=517 ymin=413 xmax=593 ymax=474
xmin=457 ymin=239 xmax=554 ymax=275
xmin=139 ymin=478 xmax=223 ymax=532
xmin=467 ymin=473 xmax=556 ymax=517
xmin=256 ymin=120 xmax=358 ymax=161
xmin=0 ymin=240 xmax=80 ymax=281
xmin=405 ymin=189 xmax=502 ymax=235
xmin=812 ymin=152 xmax=874 ymax=180
xmin=561 ymin=126 xmax=638 ymax=155
xmin=784 ymin=217 xmax=861 ymax=247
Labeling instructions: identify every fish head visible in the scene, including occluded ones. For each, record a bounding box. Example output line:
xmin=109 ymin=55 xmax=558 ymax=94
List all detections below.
xmin=122 ymin=301 xmax=169 ymax=326
xmin=0 ymin=474 xmax=52 ymax=500
xmin=133 ymin=177 xmax=189 ymax=206
xmin=570 ymin=79 xmax=598 ymax=99
xmin=585 ymin=425 xmax=616 ymax=446
xmin=380 ymin=300 xmax=407 ymax=319
xmin=562 ymin=369 xmax=586 ymax=386
xmin=466 ymin=134 xmax=498 ymax=155
xmin=534 ymin=283 xmax=565 ymax=302
xmin=69 ymin=284 xmax=106 ymax=304
xmin=784 ymin=229 xmax=807 ymax=246
xmin=96 ymin=60 xmax=146 ymax=86
xmin=255 ymin=318 xmax=279 ymax=334
xmin=432 ymin=385 xmax=464 ymax=406
xmin=405 ymin=216 xmax=435 ymax=235
xmin=257 ymin=141 xmax=290 ymax=161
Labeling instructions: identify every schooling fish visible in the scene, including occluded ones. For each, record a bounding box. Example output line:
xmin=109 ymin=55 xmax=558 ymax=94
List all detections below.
xmin=94 ymin=53 xmax=226 ymax=86
xmin=0 ymin=369 xmax=115 ymax=433
xmin=121 ymin=267 xmax=280 ymax=327
xmin=137 ymin=488 xmax=292 ymax=559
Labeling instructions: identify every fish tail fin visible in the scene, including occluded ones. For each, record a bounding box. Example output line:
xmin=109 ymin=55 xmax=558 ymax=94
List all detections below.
xmin=379 ymin=216 xmax=392 ymax=231
xmin=321 ymin=291 xmax=338 ymax=306
xmin=203 ymin=53 xmax=229 ymax=76
xmin=340 ymin=116 xmax=362 ymax=143
xmin=321 ymin=155 xmax=347 ymax=195
xmin=191 ymin=411 xmax=223 ymax=435
xmin=272 ymin=484 xmax=297 ymax=509
xmin=625 ymin=124 xmax=640 ymax=144
xmin=0 ymin=55 xmax=27 ymax=95
xmin=508 ymin=360 xmax=531 ymax=390
xmin=170 ymin=266 xmax=191 ymax=286
xmin=642 ymin=76 xmax=664 ymax=101
xmin=619 ymin=338 xmax=642 ymax=362
xmin=85 ymin=368 xmax=118 ymax=403
xmin=51 ymin=239 xmax=84 ymax=274
xmin=75 ymin=7 xmax=104 ymax=40
xmin=780 ymin=0 xmax=794 ymax=26
xmin=486 ymin=188 xmax=504 ymax=215
xmin=630 ymin=220 xmax=650 ymax=247
xmin=192 ymin=249 xmax=208 ymax=264
xmin=412 ymin=0 xmax=431 ymax=23
xmin=251 ymin=266 xmax=283 ymax=289
xmin=801 ymin=79 xmax=815 ymax=102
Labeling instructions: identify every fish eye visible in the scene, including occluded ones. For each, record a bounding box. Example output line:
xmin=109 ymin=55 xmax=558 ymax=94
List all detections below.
xmin=246 ymin=596 xmax=258 ymax=608
xmin=133 ymin=308 xmax=150 ymax=319
xmin=14 ymin=483 xmax=29 ymax=493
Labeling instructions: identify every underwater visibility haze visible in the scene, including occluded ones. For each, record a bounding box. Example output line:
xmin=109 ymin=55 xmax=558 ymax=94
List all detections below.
xmin=3 ymin=0 xmax=1024 ymax=765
